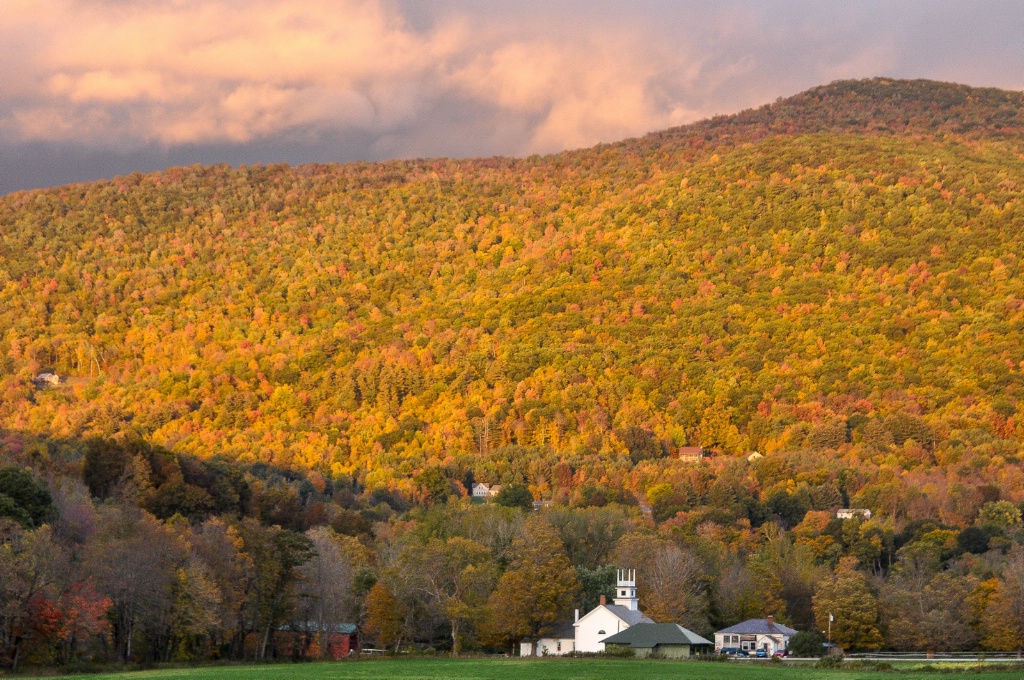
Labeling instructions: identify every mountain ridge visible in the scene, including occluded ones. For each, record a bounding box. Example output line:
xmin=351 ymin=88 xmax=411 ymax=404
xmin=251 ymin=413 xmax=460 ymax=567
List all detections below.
xmin=644 ymin=77 xmax=1024 ymax=149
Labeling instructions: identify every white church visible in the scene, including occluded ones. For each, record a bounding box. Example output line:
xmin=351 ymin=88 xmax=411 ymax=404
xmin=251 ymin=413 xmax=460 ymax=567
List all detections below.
xmin=520 ymin=569 xmax=654 ymax=656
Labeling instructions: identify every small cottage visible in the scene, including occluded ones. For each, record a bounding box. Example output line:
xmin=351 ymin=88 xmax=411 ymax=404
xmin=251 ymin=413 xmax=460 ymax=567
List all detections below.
xmin=602 ymin=623 xmax=713 ymax=658
xmin=677 ymin=446 xmax=705 ymax=463
xmin=836 ymin=508 xmax=872 ymax=520
xmin=520 ymin=620 xmax=576 ymax=657
xmin=715 ymin=616 xmax=795 ymax=655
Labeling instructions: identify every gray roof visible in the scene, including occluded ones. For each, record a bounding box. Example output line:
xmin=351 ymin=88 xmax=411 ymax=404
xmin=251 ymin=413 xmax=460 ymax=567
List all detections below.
xmin=544 ymin=620 xmax=577 ymax=640
xmin=279 ymin=621 xmax=357 ymax=635
xmin=604 ymin=605 xmax=655 ymax=626
xmin=602 ymin=623 xmax=713 ymax=648
xmin=716 ymin=618 xmax=797 ymax=636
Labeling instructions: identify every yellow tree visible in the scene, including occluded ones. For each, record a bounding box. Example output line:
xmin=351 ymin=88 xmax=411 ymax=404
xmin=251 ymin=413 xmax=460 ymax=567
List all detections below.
xmin=982 ymin=547 xmax=1024 ymax=654
xmin=812 ymin=557 xmax=883 ymax=651
xmin=481 ymin=515 xmax=580 ymax=651
xmin=363 ymin=582 xmax=405 ymax=651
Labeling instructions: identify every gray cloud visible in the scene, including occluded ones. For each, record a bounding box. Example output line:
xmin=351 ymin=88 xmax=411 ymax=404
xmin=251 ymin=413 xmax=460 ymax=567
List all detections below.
xmin=1 ymin=0 xmax=1022 ymax=194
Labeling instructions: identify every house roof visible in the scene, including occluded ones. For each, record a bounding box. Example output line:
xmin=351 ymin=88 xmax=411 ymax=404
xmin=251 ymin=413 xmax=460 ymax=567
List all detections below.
xmin=604 ymin=604 xmax=655 ymax=626
xmin=278 ymin=621 xmax=357 ymax=635
xmin=543 ymin=620 xmax=577 ymax=640
xmin=574 ymin=603 xmax=655 ymax=628
xmin=602 ymin=623 xmax=713 ymax=648
xmin=716 ymin=618 xmax=798 ymax=636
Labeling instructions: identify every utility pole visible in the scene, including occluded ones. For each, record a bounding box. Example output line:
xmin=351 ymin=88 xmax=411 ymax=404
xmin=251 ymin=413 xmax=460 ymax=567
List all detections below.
xmin=827 ymin=611 xmax=833 ymax=653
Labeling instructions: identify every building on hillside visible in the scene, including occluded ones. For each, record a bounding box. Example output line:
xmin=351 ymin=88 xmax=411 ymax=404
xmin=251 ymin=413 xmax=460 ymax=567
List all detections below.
xmin=275 ymin=622 xmax=358 ymax=659
xmin=602 ymin=623 xmax=713 ymax=658
xmin=33 ymin=372 xmax=62 ymax=387
xmin=471 ymin=482 xmax=501 ymax=498
xmin=836 ymin=508 xmax=872 ymax=520
xmin=573 ymin=569 xmax=654 ymax=652
xmin=714 ymin=616 xmax=796 ymax=655
xmin=677 ymin=446 xmax=705 ymax=463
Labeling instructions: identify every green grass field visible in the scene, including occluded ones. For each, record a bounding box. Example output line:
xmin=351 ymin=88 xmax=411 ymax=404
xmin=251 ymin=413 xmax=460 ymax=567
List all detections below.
xmin=33 ymin=658 xmax=1024 ymax=680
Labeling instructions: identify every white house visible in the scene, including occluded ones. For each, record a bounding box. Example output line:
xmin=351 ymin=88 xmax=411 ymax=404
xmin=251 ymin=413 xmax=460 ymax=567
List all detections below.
xmin=519 ymin=620 xmax=576 ymax=657
xmin=715 ymin=616 xmax=796 ymax=655
xmin=471 ymin=483 xmax=501 ymax=499
xmin=574 ymin=569 xmax=654 ymax=652
xmin=836 ymin=508 xmax=872 ymax=520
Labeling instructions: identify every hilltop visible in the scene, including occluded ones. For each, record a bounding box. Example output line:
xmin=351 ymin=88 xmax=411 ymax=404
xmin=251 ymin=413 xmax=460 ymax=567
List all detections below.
xmin=652 ymin=77 xmax=1024 ymax=145
xmin=1 ymin=78 xmax=1023 ymax=515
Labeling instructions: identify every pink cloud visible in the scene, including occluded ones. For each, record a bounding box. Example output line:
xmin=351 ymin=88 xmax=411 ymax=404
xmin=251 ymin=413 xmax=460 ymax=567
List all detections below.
xmin=0 ymin=0 xmax=718 ymax=152
xmin=3 ymin=0 xmax=1017 ymax=165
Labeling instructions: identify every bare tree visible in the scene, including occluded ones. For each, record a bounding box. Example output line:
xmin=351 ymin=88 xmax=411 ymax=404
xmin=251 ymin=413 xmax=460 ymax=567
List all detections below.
xmin=84 ymin=507 xmax=183 ymax=662
xmin=295 ymin=528 xmax=356 ymax=656
xmin=613 ymin=532 xmax=708 ymax=631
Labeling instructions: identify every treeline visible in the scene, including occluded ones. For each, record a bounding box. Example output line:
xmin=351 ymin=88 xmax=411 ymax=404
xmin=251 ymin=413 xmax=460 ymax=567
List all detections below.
xmin=3 ymin=432 xmax=1024 ymax=670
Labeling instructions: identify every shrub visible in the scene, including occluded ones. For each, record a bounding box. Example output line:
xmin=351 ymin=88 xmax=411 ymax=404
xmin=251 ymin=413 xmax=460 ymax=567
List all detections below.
xmin=788 ymin=630 xmax=825 ymax=658
xmin=815 ymin=654 xmax=845 ymax=669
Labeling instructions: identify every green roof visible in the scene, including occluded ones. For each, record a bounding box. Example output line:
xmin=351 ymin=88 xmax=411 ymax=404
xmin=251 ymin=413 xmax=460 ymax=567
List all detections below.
xmin=601 ymin=623 xmax=713 ymax=648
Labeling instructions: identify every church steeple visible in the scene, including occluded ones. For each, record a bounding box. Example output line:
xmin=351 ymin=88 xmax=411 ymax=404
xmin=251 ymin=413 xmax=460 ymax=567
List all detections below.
xmin=613 ymin=569 xmax=639 ymax=610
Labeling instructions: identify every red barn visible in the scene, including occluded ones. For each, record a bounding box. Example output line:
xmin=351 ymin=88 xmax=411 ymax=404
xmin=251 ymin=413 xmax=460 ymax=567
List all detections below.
xmin=276 ymin=622 xmax=358 ymax=660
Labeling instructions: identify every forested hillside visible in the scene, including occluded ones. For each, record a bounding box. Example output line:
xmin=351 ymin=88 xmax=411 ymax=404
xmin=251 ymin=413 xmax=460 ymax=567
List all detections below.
xmin=3 ymin=78 xmax=1023 ymax=496
xmin=3 ymin=78 xmax=1024 ymax=667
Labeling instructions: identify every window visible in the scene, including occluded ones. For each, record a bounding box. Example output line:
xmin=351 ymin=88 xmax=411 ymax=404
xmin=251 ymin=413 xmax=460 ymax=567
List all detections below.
xmin=598 ymin=630 xmax=605 ymax=635
xmin=620 ymin=590 xmax=626 ymax=596
xmin=557 ymin=642 xmax=561 ymax=652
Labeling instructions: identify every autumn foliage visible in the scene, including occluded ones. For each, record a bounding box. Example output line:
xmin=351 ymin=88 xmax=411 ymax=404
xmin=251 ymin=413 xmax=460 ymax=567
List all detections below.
xmin=2 ymin=78 xmax=1024 ymax=668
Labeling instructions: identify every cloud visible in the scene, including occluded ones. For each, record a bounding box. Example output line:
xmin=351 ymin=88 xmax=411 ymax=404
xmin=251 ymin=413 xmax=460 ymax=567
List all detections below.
xmin=0 ymin=0 xmax=1022 ymax=193
xmin=1 ymin=0 xmax=451 ymax=146
xmin=0 ymin=0 xmax=722 ymax=154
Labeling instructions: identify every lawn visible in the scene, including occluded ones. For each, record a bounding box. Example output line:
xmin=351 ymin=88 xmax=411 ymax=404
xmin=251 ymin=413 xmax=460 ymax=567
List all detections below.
xmin=37 ymin=658 xmax=1024 ymax=680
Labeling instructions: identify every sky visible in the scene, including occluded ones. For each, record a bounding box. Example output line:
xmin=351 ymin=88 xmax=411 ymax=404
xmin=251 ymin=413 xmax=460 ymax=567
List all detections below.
xmin=2 ymin=0 xmax=1023 ymax=195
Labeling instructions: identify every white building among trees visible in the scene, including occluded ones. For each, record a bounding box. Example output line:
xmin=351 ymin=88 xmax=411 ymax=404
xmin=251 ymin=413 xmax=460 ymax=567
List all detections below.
xmin=520 ymin=569 xmax=655 ymax=656
xmin=574 ymin=569 xmax=654 ymax=652
xmin=471 ymin=483 xmax=501 ymax=498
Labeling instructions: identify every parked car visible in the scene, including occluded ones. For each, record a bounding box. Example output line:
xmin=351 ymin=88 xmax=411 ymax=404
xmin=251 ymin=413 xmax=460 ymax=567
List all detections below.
xmin=755 ymin=649 xmax=768 ymax=658
xmin=719 ymin=647 xmax=748 ymax=656
xmin=773 ymin=650 xmax=787 ymax=658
